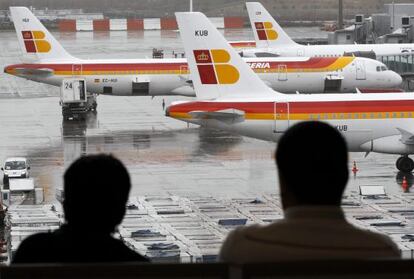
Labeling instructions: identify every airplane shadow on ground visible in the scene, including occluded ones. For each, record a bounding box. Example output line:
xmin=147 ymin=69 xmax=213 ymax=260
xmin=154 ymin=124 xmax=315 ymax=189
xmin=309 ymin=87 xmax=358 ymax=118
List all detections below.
xmin=192 ymin=127 xmax=243 ymax=158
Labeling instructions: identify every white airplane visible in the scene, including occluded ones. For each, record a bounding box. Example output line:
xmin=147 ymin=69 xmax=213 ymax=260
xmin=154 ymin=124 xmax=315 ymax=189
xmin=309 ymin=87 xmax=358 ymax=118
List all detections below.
xmin=4 ymin=7 xmax=402 ymax=97
xmin=167 ymin=12 xmax=414 ymax=173
xmin=241 ymin=2 xmax=414 ymax=58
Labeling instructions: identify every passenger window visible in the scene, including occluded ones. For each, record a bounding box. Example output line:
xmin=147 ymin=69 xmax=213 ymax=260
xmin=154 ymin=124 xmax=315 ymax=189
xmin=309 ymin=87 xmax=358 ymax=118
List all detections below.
xmin=386 ymin=112 xmax=389 ymax=118
xmin=370 ymin=113 xmax=375 ymax=118
xmin=393 ymin=113 xmax=397 ymax=118
xmin=409 ymin=112 xmax=413 ymax=117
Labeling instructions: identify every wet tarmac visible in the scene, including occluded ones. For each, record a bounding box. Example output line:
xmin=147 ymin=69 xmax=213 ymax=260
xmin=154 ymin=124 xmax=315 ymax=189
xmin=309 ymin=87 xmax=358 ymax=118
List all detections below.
xmin=2 ymin=28 xmax=414 ymax=261
xmin=0 ymin=28 xmax=411 ymax=203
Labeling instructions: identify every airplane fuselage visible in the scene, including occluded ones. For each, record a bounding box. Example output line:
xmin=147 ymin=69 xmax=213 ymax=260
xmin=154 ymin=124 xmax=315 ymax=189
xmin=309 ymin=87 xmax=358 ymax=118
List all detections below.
xmin=4 ymin=56 xmax=401 ymax=97
xmin=167 ymin=92 xmax=414 ymax=155
xmin=247 ymin=43 xmax=414 ymax=58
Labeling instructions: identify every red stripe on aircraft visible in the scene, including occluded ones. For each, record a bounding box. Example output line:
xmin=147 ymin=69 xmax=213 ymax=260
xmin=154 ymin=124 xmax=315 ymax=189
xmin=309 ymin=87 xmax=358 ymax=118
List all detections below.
xmin=229 ymin=41 xmax=256 ymax=48
xmin=7 ymin=57 xmax=345 ymax=73
xmin=24 ymin=41 xmax=37 ymax=53
xmin=197 ymin=65 xmax=217 ymax=84
xmin=169 ymin=100 xmax=414 ymax=114
xmin=257 ymin=29 xmax=268 ymax=40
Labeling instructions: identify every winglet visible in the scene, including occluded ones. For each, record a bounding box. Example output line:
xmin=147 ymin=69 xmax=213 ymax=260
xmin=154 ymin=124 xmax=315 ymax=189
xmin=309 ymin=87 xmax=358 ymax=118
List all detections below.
xmin=175 ymin=12 xmax=276 ymax=100
xmin=10 ymin=7 xmax=75 ymax=61
xmin=246 ymin=2 xmax=297 ymax=48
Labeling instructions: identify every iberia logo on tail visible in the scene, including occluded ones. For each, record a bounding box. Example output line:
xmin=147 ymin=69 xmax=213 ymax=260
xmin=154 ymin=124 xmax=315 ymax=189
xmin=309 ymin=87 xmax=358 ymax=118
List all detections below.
xmin=254 ymin=22 xmax=278 ymax=40
xmin=21 ymin=31 xmax=51 ymax=53
xmin=193 ymin=49 xmax=239 ymax=84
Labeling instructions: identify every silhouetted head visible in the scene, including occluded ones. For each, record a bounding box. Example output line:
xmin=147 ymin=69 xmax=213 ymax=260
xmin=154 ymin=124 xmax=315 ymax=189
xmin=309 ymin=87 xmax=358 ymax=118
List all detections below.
xmin=63 ymin=154 xmax=131 ymax=233
xmin=275 ymin=121 xmax=348 ymax=209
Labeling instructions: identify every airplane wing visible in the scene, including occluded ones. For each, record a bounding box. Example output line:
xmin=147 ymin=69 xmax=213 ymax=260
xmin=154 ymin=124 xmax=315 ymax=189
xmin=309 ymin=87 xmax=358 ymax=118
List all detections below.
xmin=397 ymin=128 xmax=414 ymax=145
xmin=188 ymin=109 xmax=245 ymax=123
xmin=14 ymin=68 xmax=54 ymax=77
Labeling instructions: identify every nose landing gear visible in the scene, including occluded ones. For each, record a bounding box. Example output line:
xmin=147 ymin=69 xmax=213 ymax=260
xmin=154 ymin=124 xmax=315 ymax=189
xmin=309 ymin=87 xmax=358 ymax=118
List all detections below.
xmin=396 ymin=155 xmax=414 ymax=173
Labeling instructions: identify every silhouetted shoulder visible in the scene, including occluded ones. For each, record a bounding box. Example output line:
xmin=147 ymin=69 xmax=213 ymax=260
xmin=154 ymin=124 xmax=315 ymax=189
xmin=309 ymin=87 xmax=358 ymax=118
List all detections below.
xmin=13 ymin=230 xmax=149 ymax=264
xmin=13 ymin=232 xmax=55 ymax=263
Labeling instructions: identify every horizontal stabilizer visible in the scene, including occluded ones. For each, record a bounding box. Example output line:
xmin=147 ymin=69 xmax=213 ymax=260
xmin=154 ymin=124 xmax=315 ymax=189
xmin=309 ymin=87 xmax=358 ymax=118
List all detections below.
xmin=15 ymin=67 xmax=53 ymax=76
xmin=171 ymin=85 xmax=195 ymax=97
xmin=397 ymin=128 xmax=414 ymax=145
xmin=189 ymin=109 xmax=245 ymax=123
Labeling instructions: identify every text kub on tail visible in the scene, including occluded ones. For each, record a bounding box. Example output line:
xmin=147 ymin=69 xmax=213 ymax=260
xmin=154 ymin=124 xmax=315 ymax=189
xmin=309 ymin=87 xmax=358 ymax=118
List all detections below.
xmin=175 ymin=12 xmax=275 ymax=100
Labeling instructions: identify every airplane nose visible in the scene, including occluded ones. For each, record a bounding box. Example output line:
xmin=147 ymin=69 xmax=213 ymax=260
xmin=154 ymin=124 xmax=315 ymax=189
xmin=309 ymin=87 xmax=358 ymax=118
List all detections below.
xmin=393 ymin=72 xmax=403 ymax=87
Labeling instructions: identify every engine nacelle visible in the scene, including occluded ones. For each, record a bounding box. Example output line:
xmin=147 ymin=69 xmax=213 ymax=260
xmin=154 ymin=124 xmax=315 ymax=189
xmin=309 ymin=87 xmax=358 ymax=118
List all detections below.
xmin=360 ymin=135 xmax=414 ymax=155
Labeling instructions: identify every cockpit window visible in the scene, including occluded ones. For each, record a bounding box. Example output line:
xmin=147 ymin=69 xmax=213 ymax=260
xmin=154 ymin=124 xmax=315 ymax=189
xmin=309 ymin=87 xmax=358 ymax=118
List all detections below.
xmin=376 ymin=66 xmax=381 ymax=72
xmin=5 ymin=161 xmax=26 ymax=170
xmin=381 ymin=66 xmax=387 ymax=71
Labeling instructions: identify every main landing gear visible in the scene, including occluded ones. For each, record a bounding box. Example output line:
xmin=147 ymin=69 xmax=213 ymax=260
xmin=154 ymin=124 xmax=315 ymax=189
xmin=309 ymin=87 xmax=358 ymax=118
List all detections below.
xmin=396 ymin=155 xmax=414 ymax=173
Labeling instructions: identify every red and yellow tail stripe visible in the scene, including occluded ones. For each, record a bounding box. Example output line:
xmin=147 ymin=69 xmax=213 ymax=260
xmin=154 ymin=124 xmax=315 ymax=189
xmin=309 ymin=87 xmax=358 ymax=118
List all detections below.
xmin=254 ymin=22 xmax=278 ymax=40
xmin=194 ymin=49 xmax=239 ymax=84
xmin=22 ymin=31 xmax=51 ymax=53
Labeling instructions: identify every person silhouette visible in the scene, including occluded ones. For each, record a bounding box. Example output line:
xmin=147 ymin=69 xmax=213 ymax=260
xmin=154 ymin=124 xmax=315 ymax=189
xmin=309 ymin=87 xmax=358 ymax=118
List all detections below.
xmin=13 ymin=154 xmax=148 ymax=263
xmin=219 ymin=121 xmax=400 ymax=263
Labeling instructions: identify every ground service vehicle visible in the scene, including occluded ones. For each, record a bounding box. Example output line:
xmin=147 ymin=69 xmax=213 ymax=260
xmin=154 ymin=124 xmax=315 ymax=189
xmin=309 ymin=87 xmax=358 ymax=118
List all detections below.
xmin=1 ymin=157 xmax=30 ymax=187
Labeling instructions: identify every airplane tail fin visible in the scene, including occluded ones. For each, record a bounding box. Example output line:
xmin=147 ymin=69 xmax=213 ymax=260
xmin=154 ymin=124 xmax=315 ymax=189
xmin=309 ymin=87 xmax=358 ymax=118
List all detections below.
xmin=246 ymin=2 xmax=298 ymax=48
xmin=175 ymin=12 xmax=276 ymax=100
xmin=10 ymin=7 xmax=75 ymax=61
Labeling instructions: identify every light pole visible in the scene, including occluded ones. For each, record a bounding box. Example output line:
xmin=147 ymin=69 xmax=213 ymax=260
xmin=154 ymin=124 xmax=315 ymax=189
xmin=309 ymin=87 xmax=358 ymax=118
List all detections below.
xmin=190 ymin=0 xmax=193 ymax=12
xmin=391 ymin=0 xmax=395 ymax=31
xmin=338 ymin=0 xmax=343 ymax=29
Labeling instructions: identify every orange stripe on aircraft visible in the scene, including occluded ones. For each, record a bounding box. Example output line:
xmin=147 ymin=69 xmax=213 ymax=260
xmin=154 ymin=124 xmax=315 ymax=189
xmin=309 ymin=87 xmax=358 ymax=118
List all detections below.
xmin=229 ymin=41 xmax=257 ymax=48
xmin=6 ymin=57 xmax=354 ymax=76
xmin=168 ymin=100 xmax=414 ymax=115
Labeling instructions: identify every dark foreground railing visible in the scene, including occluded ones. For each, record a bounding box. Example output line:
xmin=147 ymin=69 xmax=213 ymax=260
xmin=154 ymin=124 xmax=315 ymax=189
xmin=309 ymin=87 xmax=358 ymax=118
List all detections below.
xmin=2 ymin=260 xmax=414 ymax=279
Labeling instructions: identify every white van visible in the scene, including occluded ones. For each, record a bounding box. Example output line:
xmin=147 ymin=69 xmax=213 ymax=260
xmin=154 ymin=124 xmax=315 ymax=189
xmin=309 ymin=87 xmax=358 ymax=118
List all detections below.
xmin=1 ymin=157 xmax=30 ymax=185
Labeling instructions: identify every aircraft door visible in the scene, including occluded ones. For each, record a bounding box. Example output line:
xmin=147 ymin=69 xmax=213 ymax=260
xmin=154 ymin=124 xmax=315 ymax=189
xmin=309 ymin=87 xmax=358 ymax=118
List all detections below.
xmin=356 ymin=60 xmax=366 ymax=80
xmin=278 ymin=65 xmax=287 ymax=81
xmin=72 ymin=64 xmax=82 ymax=76
xmin=180 ymin=65 xmax=189 ymax=75
xmin=274 ymin=102 xmax=289 ymax=133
